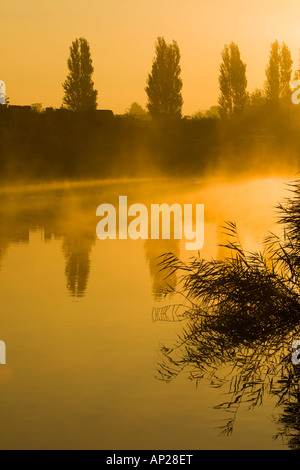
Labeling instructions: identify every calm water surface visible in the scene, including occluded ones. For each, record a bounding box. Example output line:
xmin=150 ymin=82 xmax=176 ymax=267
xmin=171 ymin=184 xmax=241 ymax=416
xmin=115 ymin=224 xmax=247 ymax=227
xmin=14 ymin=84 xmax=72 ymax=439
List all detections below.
xmin=0 ymin=175 xmax=295 ymax=449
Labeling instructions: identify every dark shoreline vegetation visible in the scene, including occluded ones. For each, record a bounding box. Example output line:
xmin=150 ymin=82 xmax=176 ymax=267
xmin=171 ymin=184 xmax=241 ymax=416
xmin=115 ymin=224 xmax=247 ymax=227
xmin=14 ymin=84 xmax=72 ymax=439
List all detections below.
xmin=153 ymin=181 xmax=300 ymax=445
xmin=1 ymin=101 xmax=300 ymax=185
xmin=2 ymin=36 xmax=300 ymax=185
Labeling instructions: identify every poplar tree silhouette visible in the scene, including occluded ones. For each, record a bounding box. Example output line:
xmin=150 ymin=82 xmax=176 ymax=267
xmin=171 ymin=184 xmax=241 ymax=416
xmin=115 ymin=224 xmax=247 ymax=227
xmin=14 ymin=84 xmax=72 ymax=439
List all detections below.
xmin=218 ymin=42 xmax=248 ymax=118
xmin=62 ymin=37 xmax=98 ymax=111
xmin=265 ymin=40 xmax=293 ymax=103
xmin=265 ymin=40 xmax=281 ymax=103
xmin=280 ymin=42 xmax=293 ymax=101
xmin=145 ymin=37 xmax=183 ymax=119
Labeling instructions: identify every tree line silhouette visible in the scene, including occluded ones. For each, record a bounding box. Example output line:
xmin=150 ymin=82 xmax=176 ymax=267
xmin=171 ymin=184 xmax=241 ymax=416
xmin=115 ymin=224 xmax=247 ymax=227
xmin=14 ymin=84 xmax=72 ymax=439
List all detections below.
xmin=1 ymin=36 xmax=300 ymax=183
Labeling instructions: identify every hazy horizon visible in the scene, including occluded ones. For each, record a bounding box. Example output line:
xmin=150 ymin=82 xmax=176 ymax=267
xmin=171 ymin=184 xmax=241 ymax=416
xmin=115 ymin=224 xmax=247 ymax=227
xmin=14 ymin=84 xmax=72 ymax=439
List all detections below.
xmin=3 ymin=0 xmax=300 ymax=115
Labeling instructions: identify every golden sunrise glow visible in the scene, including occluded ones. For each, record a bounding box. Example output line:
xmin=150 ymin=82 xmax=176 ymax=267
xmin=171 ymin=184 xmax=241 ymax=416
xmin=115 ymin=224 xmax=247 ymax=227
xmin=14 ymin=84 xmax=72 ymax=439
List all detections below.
xmin=3 ymin=0 xmax=300 ymax=451
xmin=2 ymin=0 xmax=300 ymax=114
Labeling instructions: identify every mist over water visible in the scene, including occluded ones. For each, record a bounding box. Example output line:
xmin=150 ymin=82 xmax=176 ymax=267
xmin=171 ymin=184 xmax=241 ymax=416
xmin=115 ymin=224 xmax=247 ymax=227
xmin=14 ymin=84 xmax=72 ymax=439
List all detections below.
xmin=0 ymin=173 xmax=294 ymax=449
xmin=3 ymin=0 xmax=300 ymax=452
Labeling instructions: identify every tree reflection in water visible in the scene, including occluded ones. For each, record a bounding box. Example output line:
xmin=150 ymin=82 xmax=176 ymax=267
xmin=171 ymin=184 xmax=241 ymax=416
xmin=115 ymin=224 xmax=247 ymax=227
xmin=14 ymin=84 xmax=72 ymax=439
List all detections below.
xmin=154 ymin=180 xmax=300 ymax=448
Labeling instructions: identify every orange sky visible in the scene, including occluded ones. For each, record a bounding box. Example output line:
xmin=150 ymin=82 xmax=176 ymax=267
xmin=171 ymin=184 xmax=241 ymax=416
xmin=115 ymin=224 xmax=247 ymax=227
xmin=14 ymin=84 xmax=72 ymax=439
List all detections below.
xmin=2 ymin=0 xmax=300 ymax=115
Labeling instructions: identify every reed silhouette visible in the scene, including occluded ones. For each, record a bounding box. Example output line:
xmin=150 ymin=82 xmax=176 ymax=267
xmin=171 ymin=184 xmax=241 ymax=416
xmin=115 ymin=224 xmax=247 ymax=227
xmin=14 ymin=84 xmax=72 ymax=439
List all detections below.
xmin=154 ymin=179 xmax=300 ymax=445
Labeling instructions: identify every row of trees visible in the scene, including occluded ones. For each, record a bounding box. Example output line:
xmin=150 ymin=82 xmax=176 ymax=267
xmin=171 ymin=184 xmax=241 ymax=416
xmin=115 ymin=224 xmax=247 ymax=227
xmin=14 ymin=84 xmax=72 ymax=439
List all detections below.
xmin=220 ymin=40 xmax=295 ymax=117
xmin=62 ymin=36 xmax=298 ymax=119
xmin=62 ymin=36 xmax=183 ymax=117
